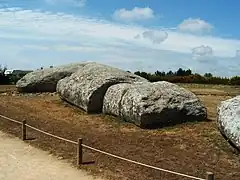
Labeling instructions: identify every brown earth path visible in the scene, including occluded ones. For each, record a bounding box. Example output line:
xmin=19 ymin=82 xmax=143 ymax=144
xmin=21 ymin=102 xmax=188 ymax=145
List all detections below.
xmin=0 ymin=130 xmax=103 ymax=180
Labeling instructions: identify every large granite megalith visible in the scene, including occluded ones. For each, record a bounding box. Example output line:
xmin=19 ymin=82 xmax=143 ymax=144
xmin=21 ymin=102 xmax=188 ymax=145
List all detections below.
xmin=103 ymin=81 xmax=207 ymax=128
xmin=16 ymin=62 xmax=92 ymax=92
xmin=56 ymin=63 xmax=148 ymax=113
xmin=217 ymin=96 xmax=240 ymax=151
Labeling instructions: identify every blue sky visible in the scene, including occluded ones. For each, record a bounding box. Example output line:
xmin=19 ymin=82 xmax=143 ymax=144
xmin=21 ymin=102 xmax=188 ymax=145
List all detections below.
xmin=0 ymin=0 xmax=240 ymax=77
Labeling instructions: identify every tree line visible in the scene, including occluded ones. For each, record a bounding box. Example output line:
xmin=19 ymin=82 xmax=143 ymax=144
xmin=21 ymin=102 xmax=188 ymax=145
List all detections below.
xmin=133 ymin=68 xmax=240 ymax=85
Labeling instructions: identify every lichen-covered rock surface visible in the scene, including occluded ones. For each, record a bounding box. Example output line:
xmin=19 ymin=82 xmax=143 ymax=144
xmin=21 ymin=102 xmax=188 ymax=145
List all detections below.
xmin=217 ymin=96 xmax=240 ymax=150
xmin=56 ymin=63 xmax=148 ymax=113
xmin=16 ymin=62 xmax=92 ymax=92
xmin=103 ymin=83 xmax=135 ymax=116
xmin=103 ymin=81 xmax=207 ymax=128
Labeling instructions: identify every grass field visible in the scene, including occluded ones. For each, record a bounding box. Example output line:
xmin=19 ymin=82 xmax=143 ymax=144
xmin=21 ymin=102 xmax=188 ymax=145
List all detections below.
xmin=0 ymin=84 xmax=239 ymax=180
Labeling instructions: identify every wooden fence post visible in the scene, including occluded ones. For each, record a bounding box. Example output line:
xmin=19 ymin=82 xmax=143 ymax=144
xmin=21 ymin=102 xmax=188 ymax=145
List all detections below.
xmin=22 ymin=120 xmax=26 ymax=141
xmin=77 ymin=138 xmax=83 ymax=165
xmin=206 ymin=172 xmax=214 ymax=180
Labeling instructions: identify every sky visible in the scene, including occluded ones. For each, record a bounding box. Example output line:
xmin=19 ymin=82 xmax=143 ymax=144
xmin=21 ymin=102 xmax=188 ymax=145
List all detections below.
xmin=0 ymin=0 xmax=240 ymax=77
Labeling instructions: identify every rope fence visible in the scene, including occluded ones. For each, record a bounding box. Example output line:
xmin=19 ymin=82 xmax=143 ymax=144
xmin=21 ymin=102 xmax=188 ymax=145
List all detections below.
xmin=0 ymin=114 xmax=214 ymax=180
xmin=25 ymin=123 xmax=78 ymax=145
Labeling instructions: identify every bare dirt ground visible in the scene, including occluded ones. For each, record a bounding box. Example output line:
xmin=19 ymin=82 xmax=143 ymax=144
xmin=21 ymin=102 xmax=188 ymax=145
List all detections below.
xmin=0 ymin=131 xmax=103 ymax=180
xmin=0 ymin=84 xmax=240 ymax=180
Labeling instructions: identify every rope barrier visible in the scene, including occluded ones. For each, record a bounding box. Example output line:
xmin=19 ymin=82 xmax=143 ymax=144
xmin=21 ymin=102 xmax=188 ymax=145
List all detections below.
xmin=0 ymin=114 xmax=22 ymax=124
xmin=82 ymin=144 xmax=205 ymax=180
xmin=0 ymin=114 xmax=205 ymax=180
xmin=25 ymin=124 xmax=78 ymax=145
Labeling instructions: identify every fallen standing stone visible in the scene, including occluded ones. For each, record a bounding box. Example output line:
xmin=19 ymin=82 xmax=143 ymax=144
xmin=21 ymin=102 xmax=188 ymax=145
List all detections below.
xmin=57 ymin=63 xmax=148 ymax=113
xmin=103 ymin=81 xmax=207 ymax=128
xmin=16 ymin=62 xmax=93 ymax=93
xmin=217 ymin=95 xmax=240 ymax=151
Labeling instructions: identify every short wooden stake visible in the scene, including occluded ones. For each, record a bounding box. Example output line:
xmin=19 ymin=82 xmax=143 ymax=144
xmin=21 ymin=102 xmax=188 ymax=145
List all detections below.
xmin=206 ymin=172 xmax=214 ymax=180
xmin=77 ymin=138 xmax=83 ymax=165
xmin=22 ymin=120 xmax=26 ymax=141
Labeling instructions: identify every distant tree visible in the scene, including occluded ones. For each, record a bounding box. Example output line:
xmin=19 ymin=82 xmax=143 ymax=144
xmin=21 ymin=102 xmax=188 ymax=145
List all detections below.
xmin=134 ymin=71 xmax=150 ymax=80
xmin=204 ymin=73 xmax=213 ymax=78
xmin=134 ymin=71 xmax=141 ymax=76
xmin=176 ymin=68 xmax=185 ymax=76
xmin=155 ymin=70 xmax=161 ymax=76
xmin=185 ymin=69 xmax=192 ymax=76
xmin=50 ymin=66 xmax=53 ymax=68
xmin=0 ymin=65 xmax=10 ymax=85
xmin=230 ymin=76 xmax=240 ymax=85
xmin=133 ymin=68 xmax=240 ymax=85
xmin=166 ymin=70 xmax=174 ymax=76
xmin=155 ymin=70 xmax=165 ymax=76
xmin=139 ymin=72 xmax=150 ymax=80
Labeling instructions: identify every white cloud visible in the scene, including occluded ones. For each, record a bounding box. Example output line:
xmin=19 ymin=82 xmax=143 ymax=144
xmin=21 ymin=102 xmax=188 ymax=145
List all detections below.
xmin=236 ymin=50 xmax=240 ymax=57
xmin=192 ymin=45 xmax=213 ymax=57
xmin=134 ymin=34 xmax=140 ymax=39
xmin=141 ymin=30 xmax=168 ymax=44
xmin=191 ymin=45 xmax=214 ymax=65
xmin=0 ymin=7 xmax=240 ymax=76
xmin=113 ymin=7 xmax=155 ymax=22
xmin=178 ymin=18 xmax=213 ymax=33
xmin=45 ymin=0 xmax=86 ymax=7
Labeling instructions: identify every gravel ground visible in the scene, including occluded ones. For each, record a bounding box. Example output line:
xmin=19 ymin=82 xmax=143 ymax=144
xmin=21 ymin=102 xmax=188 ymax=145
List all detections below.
xmin=0 ymin=131 xmax=103 ymax=180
